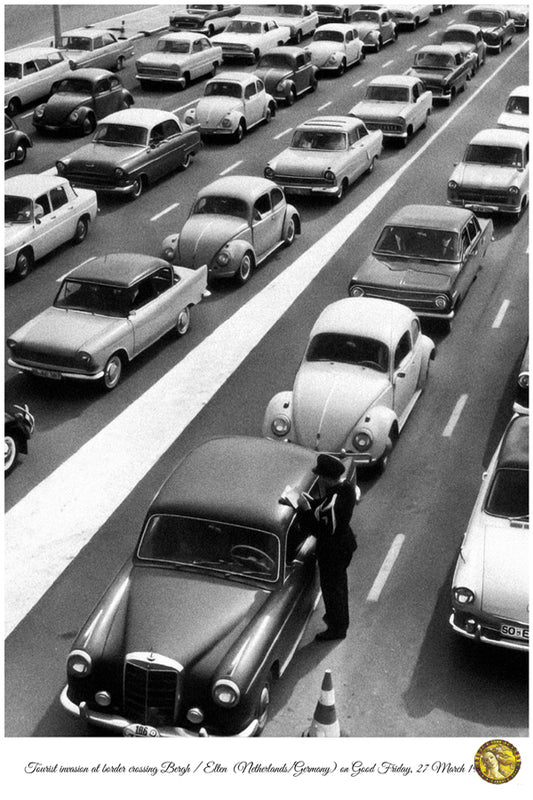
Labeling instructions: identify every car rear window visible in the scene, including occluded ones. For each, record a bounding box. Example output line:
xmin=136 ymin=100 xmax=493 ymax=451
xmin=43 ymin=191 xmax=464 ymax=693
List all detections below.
xmin=306 ymin=333 xmax=389 ymax=372
xmin=485 ymin=467 xmax=528 ymax=519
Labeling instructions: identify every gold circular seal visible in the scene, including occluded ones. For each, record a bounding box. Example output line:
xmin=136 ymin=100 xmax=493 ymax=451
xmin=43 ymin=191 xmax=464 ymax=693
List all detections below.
xmin=474 ymin=740 xmax=521 ymax=784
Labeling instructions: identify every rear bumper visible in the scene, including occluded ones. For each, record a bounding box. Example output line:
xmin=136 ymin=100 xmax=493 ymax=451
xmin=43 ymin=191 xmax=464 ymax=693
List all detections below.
xmin=449 ymin=612 xmax=529 ymax=652
xmin=8 ymin=358 xmax=103 ymax=381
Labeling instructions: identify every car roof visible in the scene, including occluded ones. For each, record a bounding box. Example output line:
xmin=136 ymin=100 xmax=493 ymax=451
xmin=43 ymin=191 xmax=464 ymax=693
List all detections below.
xmin=444 ymin=23 xmax=483 ymax=34
xmin=259 ymin=45 xmax=303 ymax=57
xmin=149 ymin=436 xmax=318 ymax=535
xmin=470 ymin=128 xmax=529 ymax=146
xmin=5 ymin=173 xmax=68 ymax=197
xmin=159 ymin=31 xmax=208 ymax=41
xmin=98 ymin=108 xmax=177 ymax=126
xmin=55 ymin=67 xmax=117 ymax=82
xmin=467 ymin=5 xmax=505 ymax=12
xmin=197 ymin=175 xmax=277 ymax=200
xmin=5 ymin=46 xmax=62 ymax=62
xmin=64 ymin=27 xmax=115 ymax=38
xmin=228 ymin=15 xmax=276 ymax=22
xmin=498 ymin=415 xmax=528 ymax=470
xmin=311 ymin=298 xmax=414 ymax=342
xmin=509 ymin=85 xmax=529 ymax=97
xmin=296 ymin=115 xmax=359 ymax=131
xmin=315 ymin=23 xmax=354 ymax=31
xmin=417 ymin=44 xmax=464 ymax=55
xmin=368 ymin=74 xmax=422 ymax=88
xmin=66 ymin=254 xmax=172 ymax=287
xmin=386 ymin=204 xmax=473 ymax=229
xmin=206 ymin=71 xmax=256 ymax=84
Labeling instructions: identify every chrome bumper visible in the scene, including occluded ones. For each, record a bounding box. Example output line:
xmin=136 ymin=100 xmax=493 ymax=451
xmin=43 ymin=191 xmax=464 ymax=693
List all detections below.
xmin=8 ymin=358 xmax=103 ymax=381
xmin=449 ymin=613 xmax=529 ymax=652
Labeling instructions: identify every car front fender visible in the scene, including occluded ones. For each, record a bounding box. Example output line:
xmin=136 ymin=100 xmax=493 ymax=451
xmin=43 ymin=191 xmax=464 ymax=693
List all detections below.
xmin=283 ymin=204 xmax=301 ymax=235
xmin=262 ymin=391 xmax=293 ymax=439
xmin=344 ymin=405 xmax=397 ymax=460
xmin=217 ymin=238 xmax=256 ymax=269
xmin=161 ymin=233 xmax=179 ymax=262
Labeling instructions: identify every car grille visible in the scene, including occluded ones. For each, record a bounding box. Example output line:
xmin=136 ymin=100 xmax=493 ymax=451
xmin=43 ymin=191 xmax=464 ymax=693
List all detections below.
xmin=222 ymin=44 xmax=252 ymax=54
xmin=66 ymin=169 xmax=117 ymax=188
xmin=170 ymin=19 xmax=201 ymax=30
xmin=123 ymin=654 xmax=181 ymax=727
xmin=11 ymin=347 xmax=80 ymax=370
xmin=275 ymin=173 xmax=330 ymax=187
xmin=365 ymin=121 xmax=403 ymax=133
xmin=137 ymin=66 xmax=179 ymax=77
xmin=456 ymin=188 xmax=511 ymax=205
xmin=352 ymin=285 xmax=444 ymax=314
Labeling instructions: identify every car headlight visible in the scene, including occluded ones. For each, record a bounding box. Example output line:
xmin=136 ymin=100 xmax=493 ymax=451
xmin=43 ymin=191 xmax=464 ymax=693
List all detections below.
xmin=509 ymin=185 xmax=520 ymax=195
xmin=67 ymin=650 xmax=92 ymax=677
xmin=56 ymin=160 xmax=66 ymax=174
xmin=162 ymin=246 xmax=175 ymax=261
xmin=326 ymin=54 xmax=339 ymax=65
xmin=217 ymin=250 xmax=230 ymax=266
xmin=184 ymin=109 xmax=196 ymax=124
xmin=77 ymin=351 xmax=93 ymax=368
xmin=518 ymin=373 xmax=529 ymax=389
xmin=6 ymin=338 xmax=17 ymax=352
xmin=349 ymin=285 xmax=364 ymax=298
xmin=69 ymin=110 xmax=80 ymax=123
xmin=264 ymin=165 xmax=275 ymax=179
xmin=352 ymin=431 xmax=372 ymax=451
xmin=115 ymin=167 xmax=125 ymax=178
xmin=435 ymin=294 xmax=449 ymax=310
xmin=171 ymin=64 xmax=181 ymax=75
xmin=276 ymin=79 xmax=288 ymax=92
xmin=324 ymin=169 xmax=336 ymax=182
xmin=212 ymin=678 xmax=240 ymax=707
xmin=271 ymin=415 xmax=290 ymax=436
xmin=448 ymin=180 xmax=458 ymax=191
xmin=221 ymin=117 xmax=232 ymax=128
xmin=453 ymin=587 xmax=474 ymax=604
xmin=34 ymin=106 xmax=44 ymax=118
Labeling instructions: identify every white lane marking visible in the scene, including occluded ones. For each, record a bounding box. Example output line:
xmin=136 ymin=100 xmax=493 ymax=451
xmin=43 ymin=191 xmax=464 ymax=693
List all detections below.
xmin=150 ymin=202 xmax=180 ymax=222
xmin=352 ymin=79 xmax=364 ymax=88
xmin=442 ymin=394 xmax=468 ymax=438
xmin=219 ymin=159 xmax=243 ymax=176
xmin=5 ymin=39 xmax=528 ymax=637
xmin=56 ymin=257 xmax=97 ymax=283
xmin=318 ymin=101 xmax=332 ymax=110
xmin=492 ymin=298 xmax=510 ymax=328
xmin=367 ymin=535 xmax=405 ymax=602
xmin=382 ymin=59 xmax=394 ymax=68
xmin=406 ymin=44 xmax=417 ymax=51
xmin=274 ymin=127 xmax=293 ymax=140
xmin=428 ymin=30 xmax=439 ymax=37
xmin=171 ymin=99 xmax=198 ymax=114
xmin=20 ymin=110 xmax=34 ymax=119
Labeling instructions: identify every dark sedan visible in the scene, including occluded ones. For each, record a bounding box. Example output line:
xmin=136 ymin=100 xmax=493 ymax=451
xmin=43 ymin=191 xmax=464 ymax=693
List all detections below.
xmin=4 ymin=114 xmax=32 ymax=165
xmin=60 ymin=436 xmax=325 ymax=736
xmin=464 ymin=6 xmax=515 ymax=52
xmin=406 ymin=44 xmax=476 ymax=104
xmin=254 ymin=46 xmax=318 ymax=105
xmin=5 ymin=404 xmax=35 ymax=475
xmin=439 ymin=23 xmax=487 ymax=69
xmin=32 ymin=68 xmax=133 ymax=136
xmin=56 ymin=108 xmax=201 ymax=199
xmin=348 ymin=205 xmax=493 ymax=329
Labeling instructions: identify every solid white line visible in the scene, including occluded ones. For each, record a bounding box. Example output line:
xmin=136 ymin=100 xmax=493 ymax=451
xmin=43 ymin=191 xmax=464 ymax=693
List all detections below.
xmin=219 ymin=159 xmax=243 ymax=176
xmin=171 ymin=99 xmax=198 ymax=114
xmin=318 ymin=101 xmax=331 ymax=110
xmin=492 ymin=299 xmax=510 ymax=328
xmin=382 ymin=59 xmax=394 ymax=68
xmin=274 ymin=127 xmax=293 ymax=140
xmin=56 ymin=258 xmax=97 ymax=283
xmin=406 ymin=44 xmax=417 ymax=51
xmin=150 ymin=202 xmax=180 ymax=222
xmin=352 ymin=79 xmax=364 ymax=88
xmin=428 ymin=30 xmax=438 ymax=37
xmin=367 ymin=535 xmax=405 ymax=602
xmin=5 ymin=39 xmax=528 ymax=637
xmin=20 ymin=110 xmax=34 ymax=119
xmin=442 ymin=394 xmax=468 ymax=438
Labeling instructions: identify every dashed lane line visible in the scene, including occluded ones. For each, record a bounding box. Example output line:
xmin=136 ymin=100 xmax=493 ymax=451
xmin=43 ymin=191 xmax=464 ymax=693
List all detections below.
xmin=274 ymin=127 xmax=293 ymax=140
xmin=317 ymin=101 xmax=332 ymax=110
xmin=367 ymin=535 xmax=405 ymax=602
xmin=492 ymin=299 xmax=510 ymax=329
xmin=352 ymin=79 xmax=364 ymax=88
xmin=382 ymin=59 xmax=394 ymax=68
xmin=442 ymin=394 xmax=469 ymax=438
xmin=219 ymin=159 xmax=243 ymax=176
xmin=150 ymin=202 xmax=180 ymax=222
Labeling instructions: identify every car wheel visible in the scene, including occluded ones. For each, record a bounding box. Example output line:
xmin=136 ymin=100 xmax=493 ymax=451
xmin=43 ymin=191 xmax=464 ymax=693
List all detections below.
xmin=233 ymin=122 xmax=245 ymax=143
xmin=5 ymin=434 xmax=19 ymax=476
xmin=342 ymin=9 xmax=349 ymax=22
xmin=6 ymin=97 xmax=21 ymax=116
xmin=82 ymin=114 xmax=96 ymax=136
xmin=139 ymin=79 xmax=152 ymax=90
xmin=102 ymin=354 xmax=123 ymax=391
xmin=130 ymin=177 xmax=144 ymax=199
xmin=286 ymin=87 xmax=296 ymax=106
xmin=294 ymin=29 xmax=302 ymax=44
xmin=264 ymin=106 xmax=272 ymax=124
xmin=337 ymin=58 xmax=346 ymax=76
xmin=181 ymin=72 xmax=191 ymax=89
xmin=209 ymin=61 xmax=218 ymax=77
xmin=513 ymin=195 xmax=528 ymax=223
xmin=72 ymin=216 xmax=89 ymax=244
xmin=115 ymin=55 xmax=125 ymax=71
xmin=207 ymin=24 xmax=215 ymax=37
xmin=13 ymin=143 xmax=27 ymax=163
xmin=309 ymin=78 xmax=318 ymax=92
xmin=333 ymin=179 xmax=348 ymax=202
xmin=367 ymin=155 xmax=377 ymax=174
xmin=421 ymin=110 xmax=430 ymax=129
xmin=496 ymin=41 xmax=502 ymax=54
xmin=253 ymin=49 xmax=260 ymax=63
xmin=283 ymin=216 xmax=297 ymax=247
xmin=375 ymin=37 xmax=382 ymax=52
xmin=413 ymin=17 xmax=420 ymax=29
xmin=175 ymin=306 xmax=191 ymax=336
xmin=181 ymin=152 xmax=192 ymax=170
xmin=374 ymin=436 xmax=393 ymax=475
xmin=235 ymin=252 xmax=253 ymax=285
xmin=13 ymin=248 xmax=33 ymax=281
xmin=254 ymin=679 xmax=272 ymax=736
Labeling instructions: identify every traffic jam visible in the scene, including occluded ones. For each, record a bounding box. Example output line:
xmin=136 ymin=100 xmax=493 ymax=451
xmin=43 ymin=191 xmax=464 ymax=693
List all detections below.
xmin=4 ymin=3 xmax=529 ymax=740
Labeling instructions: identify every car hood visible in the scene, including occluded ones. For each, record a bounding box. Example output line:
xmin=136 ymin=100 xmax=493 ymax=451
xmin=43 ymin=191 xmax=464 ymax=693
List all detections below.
xmin=11 ymin=307 xmax=123 ymax=353
xmin=354 ymin=22 xmax=378 ymax=36
xmin=354 ymin=253 xmax=456 ymax=291
xmin=196 ymin=96 xmax=242 ymax=127
xmin=42 ymin=91 xmax=91 ymax=123
xmin=254 ymin=67 xmax=292 ymax=88
xmin=292 ymin=362 xmax=389 ymax=450
xmin=63 ymin=141 xmax=146 ymax=171
xmin=451 ymin=162 xmax=522 ymax=190
xmin=123 ymin=567 xmax=269 ymax=666
xmin=306 ymin=42 xmax=338 ymax=64
xmin=481 ymin=524 xmax=529 ymax=621
xmin=178 ymin=214 xmax=248 ymax=268
xmin=409 ymin=66 xmax=449 ymax=84
xmin=496 ymin=111 xmax=529 ymax=131
xmin=214 ymin=31 xmax=262 ymax=44
xmin=270 ymin=147 xmax=340 ymax=174
xmin=137 ymin=51 xmax=193 ymax=68
xmin=351 ymin=99 xmax=412 ymax=120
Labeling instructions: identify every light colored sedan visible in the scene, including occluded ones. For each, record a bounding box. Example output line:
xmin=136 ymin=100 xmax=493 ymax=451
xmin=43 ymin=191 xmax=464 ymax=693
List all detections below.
xmin=135 ymin=32 xmax=222 ymax=89
xmin=497 ymin=85 xmax=529 ymax=131
xmin=304 ymin=23 xmax=364 ymax=74
xmin=4 ymin=47 xmax=71 ymax=116
xmin=390 ymin=4 xmax=433 ymax=29
xmin=58 ymin=28 xmax=134 ymax=72
xmin=161 ymin=176 xmax=300 ymax=285
xmin=212 ymin=15 xmax=291 ymax=62
xmin=263 ymin=297 xmax=435 ymax=473
xmin=7 ymin=255 xmax=207 ymax=391
xmin=5 ymin=174 xmax=97 ymax=281
xmin=447 ymin=128 xmax=529 ymax=220
xmin=184 ymin=72 xmax=276 ymax=142
xmin=264 ymin=115 xmax=382 ymax=202
xmin=450 ymin=414 xmax=528 ymax=651
xmin=349 ymin=75 xmax=432 ymax=146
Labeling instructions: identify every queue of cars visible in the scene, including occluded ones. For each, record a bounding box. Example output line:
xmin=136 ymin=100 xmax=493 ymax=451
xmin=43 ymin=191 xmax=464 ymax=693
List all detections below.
xmin=4 ymin=4 xmax=530 ymax=735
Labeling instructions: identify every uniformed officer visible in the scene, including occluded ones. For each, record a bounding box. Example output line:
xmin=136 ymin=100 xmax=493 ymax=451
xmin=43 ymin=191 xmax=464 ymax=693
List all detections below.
xmin=299 ymin=453 xmax=359 ymax=641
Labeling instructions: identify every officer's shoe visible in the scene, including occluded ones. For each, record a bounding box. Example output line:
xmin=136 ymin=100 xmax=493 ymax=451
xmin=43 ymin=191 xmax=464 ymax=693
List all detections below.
xmin=315 ymin=628 xmax=346 ymax=642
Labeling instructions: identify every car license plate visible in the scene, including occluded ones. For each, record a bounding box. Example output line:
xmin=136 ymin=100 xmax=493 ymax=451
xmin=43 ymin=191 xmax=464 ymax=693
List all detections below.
xmin=501 ymin=623 xmax=528 ymax=641
xmin=33 ymin=368 xmax=61 ymax=380
xmin=123 ymin=723 xmax=159 ymax=737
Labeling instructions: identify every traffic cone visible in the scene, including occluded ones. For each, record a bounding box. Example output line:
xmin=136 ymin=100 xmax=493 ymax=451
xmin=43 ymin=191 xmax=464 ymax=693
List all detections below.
xmin=302 ymin=669 xmax=340 ymax=737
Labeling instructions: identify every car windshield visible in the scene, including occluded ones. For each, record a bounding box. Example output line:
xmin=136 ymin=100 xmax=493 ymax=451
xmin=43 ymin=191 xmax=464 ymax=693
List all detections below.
xmin=54 ymin=78 xmax=93 ymax=94
xmin=366 ymin=85 xmax=410 ymax=102
xmin=5 ymin=62 xmax=22 ymax=79
xmin=467 ymin=10 xmax=503 ymax=25
xmin=257 ymin=53 xmax=294 ymax=69
xmin=192 ymin=194 xmax=249 ymax=219
xmin=306 ymin=333 xmax=389 ymax=371
xmin=226 ymin=20 xmax=262 ymax=34
xmin=137 ymin=514 xmax=280 ymax=581
xmin=204 ymin=80 xmax=242 ymax=98
xmin=60 ymin=36 xmax=92 ymax=50
xmin=414 ymin=52 xmax=454 ymax=69
xmin=54 ymin=279 xmax=131 ymax=317
xmin=313 ymin=30 xmax=345 ymax=42
xmin=93 ymin=123 xmax=148 ymax=146
xmin=276 ymin=5 xmax=304 ymax=14
xmin=485 ymin=467 xmax=529 ymax=519
xmin=353 ymin=11 xmax=379 ymax=23
xmin=506 ymin=95 xmax=529 ymax=115
xmin=291 ymin=129 xmax=347 ymax=150
xmin=374 ymin=225 xmax=460 ymax=261
xmin=5 ymin=195 xmax=33 ymax=224
xmin=443 ymin=30 xmax=475 ymax=45
xmin=464 ymin=144 xmax=524 ymax=167
xmin=156 ymin=39 xmax=191 ymax=53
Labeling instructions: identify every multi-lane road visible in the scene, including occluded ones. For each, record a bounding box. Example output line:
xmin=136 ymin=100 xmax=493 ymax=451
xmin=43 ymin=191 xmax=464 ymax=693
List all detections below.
xmin=4 ymin=4 xmax=529 ymax=738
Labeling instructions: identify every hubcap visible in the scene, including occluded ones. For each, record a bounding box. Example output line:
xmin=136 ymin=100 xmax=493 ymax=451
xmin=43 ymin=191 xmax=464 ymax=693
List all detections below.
xmin=105 ymin=357 xmax=121 ymax=388
xmin=5 ymin=437 xmax=16 ymax=471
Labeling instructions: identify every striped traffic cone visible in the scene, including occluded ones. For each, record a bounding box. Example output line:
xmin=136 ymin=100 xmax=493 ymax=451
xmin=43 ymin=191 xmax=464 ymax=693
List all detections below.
xmin=302 ymin=669 xmax=341 ymax=737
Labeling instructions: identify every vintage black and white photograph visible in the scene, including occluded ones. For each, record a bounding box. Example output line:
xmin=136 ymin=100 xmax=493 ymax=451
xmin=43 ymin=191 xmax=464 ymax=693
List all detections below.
xmin=3 ymin=1 xmax=528 ymax=782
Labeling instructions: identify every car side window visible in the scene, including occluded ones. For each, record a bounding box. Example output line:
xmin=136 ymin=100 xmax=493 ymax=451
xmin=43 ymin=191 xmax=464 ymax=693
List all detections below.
xmin=130 ymin=277 xmax=157 ymax=310
xmin=192 ymin=39 xmax=203 ymax=52
xmin=101 ymin=33 xmax=116 ymax=46
xmin=151 ymin=267 xmax=174 ymax=295
xmin=150 ymin=122 xmax=166 ymax=144
xmin=50 ymin=185 xmax=69 ymax=210
xmin=26 ymin=60 xmax=41 ymax=74
xmin=524 ymin=144 xmax=529 ymax=165
xmin=161 ymin=119 xmax=182 ymax=138
xmin=95 ymin=78 xmax=110 ymax=94
xmin=253 ymin=193 xmax=272 ymax=220
xmin=109 ymin=76 xmax=120 ymax=90
xmin=394 ymin=331 xmax=412 ymax=369
xmin=412 ymin=83 xmax=420 ymax=101
xmin=200 ymin=38 xmax=211 ymax=50
xmin=295 ymin=54 xmax=305 ymax=69
xmin=271 ymin=187 xmax=284 ymax=209
xmin=244 ymin=82 xmax=256 ymax=100
xmin=35 ymin=193 xmax=51 ymax=216
xmin=93 ymin=37 xmax=104 ymax=50
xmin=410 ymin=318 xmax=420 ymax=345
xmin=461 ymin=228 xmax=470 ymax=253
xmin=48 ymin=52 xmax=64 ymax=66
xmin=346 ymin=29 xmax=353 ymax=42
xmin=357 ymin=124 xmax=367 ymax=140
xmin=285 ymin=514 xmax=309 ymax=566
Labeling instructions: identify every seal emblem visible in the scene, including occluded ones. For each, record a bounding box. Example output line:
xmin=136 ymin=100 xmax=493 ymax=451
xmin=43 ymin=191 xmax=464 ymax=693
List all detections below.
xmin=474 ymin=740 xmax=521 ymax=784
